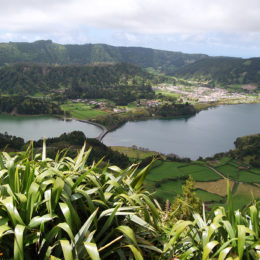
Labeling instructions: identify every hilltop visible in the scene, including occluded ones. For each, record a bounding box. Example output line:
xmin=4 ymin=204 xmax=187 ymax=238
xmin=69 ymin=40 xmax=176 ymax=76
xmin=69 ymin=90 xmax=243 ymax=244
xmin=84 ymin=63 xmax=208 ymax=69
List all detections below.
xmin=173 ymin=56 xmax=260 ymax=91
xmin=1 ymin=40 xmax=260 ymax=92
xmin=0 ymin=40 xmax=207 ymax=71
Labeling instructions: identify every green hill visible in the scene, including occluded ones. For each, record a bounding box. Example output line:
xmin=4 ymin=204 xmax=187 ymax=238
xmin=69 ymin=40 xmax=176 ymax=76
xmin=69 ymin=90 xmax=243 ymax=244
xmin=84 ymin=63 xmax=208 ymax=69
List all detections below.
xmin=0 ymin=62 xmax=155 ymax=105
xmin=173 ymin=56 xmax=260 ymax=89
xmin=0 ymin=40 xmax=207 ymax=71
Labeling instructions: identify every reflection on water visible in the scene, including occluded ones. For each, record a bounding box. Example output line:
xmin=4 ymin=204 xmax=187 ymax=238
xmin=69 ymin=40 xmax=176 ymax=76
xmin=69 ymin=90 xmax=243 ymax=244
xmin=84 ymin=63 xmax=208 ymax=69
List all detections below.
xmin=103 ymin=104 xmax=260 ymax=160
xmin=0 ymin=115 xmax=102 ymax=141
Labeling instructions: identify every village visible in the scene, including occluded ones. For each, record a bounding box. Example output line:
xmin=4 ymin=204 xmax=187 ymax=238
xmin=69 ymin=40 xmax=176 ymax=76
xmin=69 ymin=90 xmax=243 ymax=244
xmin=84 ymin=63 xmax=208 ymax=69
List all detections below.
xmin=154 ymin=84 xmax=260 ymax=103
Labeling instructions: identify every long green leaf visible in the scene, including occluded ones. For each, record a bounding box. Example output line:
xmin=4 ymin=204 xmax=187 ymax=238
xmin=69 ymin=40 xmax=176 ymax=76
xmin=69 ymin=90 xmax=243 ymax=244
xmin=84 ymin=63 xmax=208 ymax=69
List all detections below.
xmin=84 ymin=242 xmax=101 ymax=260
xmin=202 ymin=240 xmax=219 ymax=260
xmin=218 ymin=247 xmax=232 ymax=260
xmin=60 ymin=240 xmax=73 ymax=260
xmin=96 ymin=204 xmax=120 ymax=241
xmin=116 ymin=226 xmax=138 ymax=247
xmin=125 ymin=245 xmax=143 ymax=260
xmin=14 ymin=224 xmax=25 ymax=260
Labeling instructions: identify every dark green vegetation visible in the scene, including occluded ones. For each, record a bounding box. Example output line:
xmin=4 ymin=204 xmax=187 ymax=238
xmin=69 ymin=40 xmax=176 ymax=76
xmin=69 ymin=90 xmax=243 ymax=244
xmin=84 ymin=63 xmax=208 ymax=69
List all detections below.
xmin=0 ymin=63 xmax=155 ymax=105
xmin=2 ymin=40 xmax=260 ymax=92
xmin=0 ymin=40 xmax=207 ymax=71
xmin=93 ymin=103 xmax=196 ymax=130
xmin=145 ymin=161 xmax=223 ymax=202
xmin=0 ymin=96 xmax=62 ymax=115
xmin=174 ymin=57 xmax=260 ymax=90
xmin=144 ymin=133 xmax=260 ymax=209
xmin=233 ymin=133 xmax=260 ymax=167
xmin=0 ymin=131 xmax=129 ymax=168
xmin=0 ymin=142 xmax=259 ymax=259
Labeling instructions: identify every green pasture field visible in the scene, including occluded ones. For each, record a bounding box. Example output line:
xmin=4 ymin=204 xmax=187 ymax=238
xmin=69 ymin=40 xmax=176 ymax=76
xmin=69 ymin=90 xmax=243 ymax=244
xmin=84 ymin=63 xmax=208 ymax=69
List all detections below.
xmin=154 ymin=180 xmax=184 ymax=200
xmin=146 ymin=161 xmax=187 ymax=182
xmin=238 ymin=170 xmax=260 ymax=183
xmin=179 ymin=164 xmax=221 ymax=181
xmin=195 ymin=189 xmax=224 ymax=203
xmin=155 ymin=90 xmax=180 ymax=99
xmin=216 ymin=164 xmax=239 ymax=180
xmin=217 ymin=163 xmax=260 ymax=183
xmin=61 ymin=102 xmax=108 ymax=119
xmin=251 ymin=168 xmax=260 ymax=174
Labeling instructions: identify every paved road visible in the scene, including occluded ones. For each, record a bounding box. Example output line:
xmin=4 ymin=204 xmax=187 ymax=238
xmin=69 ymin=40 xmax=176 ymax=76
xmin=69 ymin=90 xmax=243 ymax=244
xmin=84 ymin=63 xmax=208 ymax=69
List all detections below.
xmin=78 ymin=119 xmax=109 ymax=141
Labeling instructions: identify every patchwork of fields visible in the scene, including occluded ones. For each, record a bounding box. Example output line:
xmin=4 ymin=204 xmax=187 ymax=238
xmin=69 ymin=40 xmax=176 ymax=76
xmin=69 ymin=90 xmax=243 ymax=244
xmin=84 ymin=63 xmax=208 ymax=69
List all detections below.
xmin=145 ymin=157 xmax=260 ymax=209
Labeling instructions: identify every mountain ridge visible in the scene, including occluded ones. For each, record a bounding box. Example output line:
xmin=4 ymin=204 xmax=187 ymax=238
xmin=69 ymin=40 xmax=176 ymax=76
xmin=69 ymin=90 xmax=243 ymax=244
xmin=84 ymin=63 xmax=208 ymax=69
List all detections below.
xmin=0 ymin=40 xmax=208 ymax=71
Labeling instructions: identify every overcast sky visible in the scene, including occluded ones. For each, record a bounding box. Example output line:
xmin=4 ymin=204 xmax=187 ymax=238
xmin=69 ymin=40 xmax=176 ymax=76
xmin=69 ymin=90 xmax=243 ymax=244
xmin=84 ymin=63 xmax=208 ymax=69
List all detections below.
xmin=1 ymin=0 xmax=260 ymax=57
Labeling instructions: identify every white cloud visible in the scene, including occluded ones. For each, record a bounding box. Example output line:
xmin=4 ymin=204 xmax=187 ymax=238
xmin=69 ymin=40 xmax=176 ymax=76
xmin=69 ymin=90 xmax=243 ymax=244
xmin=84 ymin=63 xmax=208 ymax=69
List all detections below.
xmin=1 ymin=0 xmax=260 ymax=57
xmin=1 ymin=0 xmax=260 ymax=34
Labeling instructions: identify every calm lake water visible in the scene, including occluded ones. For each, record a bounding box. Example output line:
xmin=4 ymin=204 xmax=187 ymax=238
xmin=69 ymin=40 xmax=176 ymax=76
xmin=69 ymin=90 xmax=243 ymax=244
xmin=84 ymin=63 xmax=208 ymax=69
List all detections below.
xmin=0 ymin=115 xmax=102 ymax=141
xmin=103 ymin=103 xmax=260 ymax=160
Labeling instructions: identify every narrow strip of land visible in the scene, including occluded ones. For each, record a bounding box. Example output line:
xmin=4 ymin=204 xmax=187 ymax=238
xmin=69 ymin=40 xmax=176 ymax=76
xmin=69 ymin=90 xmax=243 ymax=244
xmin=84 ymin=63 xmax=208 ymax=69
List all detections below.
xmin=78 ymin=119 xmax=109 ymax=141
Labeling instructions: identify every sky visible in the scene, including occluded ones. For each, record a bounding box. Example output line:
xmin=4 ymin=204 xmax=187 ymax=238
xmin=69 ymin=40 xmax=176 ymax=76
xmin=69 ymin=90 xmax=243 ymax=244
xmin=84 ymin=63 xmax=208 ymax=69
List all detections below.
xmin=1 ymin=0 xmax=260 ymax=58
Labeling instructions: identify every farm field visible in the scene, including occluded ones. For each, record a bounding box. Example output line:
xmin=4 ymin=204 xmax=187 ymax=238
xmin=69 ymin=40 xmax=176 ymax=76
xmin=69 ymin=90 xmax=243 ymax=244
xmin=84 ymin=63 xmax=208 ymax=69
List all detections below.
xmin=111 ymin=146 xmax=160 ymax=159
xmin=195 ymin=189 xmax=224 ymax=203
xmin=216 ymin=163 xmax=260 ymax=183
xmin=195 ymin=179 xmax=234 ymax=196
xmin=61 ymin=102 xmax=108 ymax=119
xmin=145 ymin=159 xmax=260 ymax=207
xmin=147 ymin=161 xmax=187 ymax=181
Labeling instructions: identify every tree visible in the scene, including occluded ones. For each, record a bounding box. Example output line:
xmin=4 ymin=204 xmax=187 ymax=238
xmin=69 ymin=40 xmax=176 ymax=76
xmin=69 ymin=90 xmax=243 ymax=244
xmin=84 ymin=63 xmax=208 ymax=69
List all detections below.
xmin=171 ymin=175 xmax=202 ymax=220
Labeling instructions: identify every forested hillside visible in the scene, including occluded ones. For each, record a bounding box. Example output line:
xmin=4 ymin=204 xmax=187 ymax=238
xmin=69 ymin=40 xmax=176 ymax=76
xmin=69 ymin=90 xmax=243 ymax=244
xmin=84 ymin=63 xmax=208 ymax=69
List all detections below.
xmin=174 ymin=56 xmax=260 ymax=89
xmin=0 ymin=62 xmax=155 ymax=105
xmin=0 ymin=40 xmax=207 ymax=71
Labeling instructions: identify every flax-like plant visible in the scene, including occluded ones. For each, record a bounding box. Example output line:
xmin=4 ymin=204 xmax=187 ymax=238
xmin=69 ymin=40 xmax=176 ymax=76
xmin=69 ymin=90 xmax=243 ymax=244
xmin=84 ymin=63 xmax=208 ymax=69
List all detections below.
xmin=0 ymin=141 xmax=259 ymax=259
xmin=0 ymin=141 xmax=162 ymax=259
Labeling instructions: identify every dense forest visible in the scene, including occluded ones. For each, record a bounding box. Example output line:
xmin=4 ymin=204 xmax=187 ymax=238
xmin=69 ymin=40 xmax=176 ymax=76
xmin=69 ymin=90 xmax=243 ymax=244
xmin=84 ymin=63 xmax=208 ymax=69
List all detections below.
xmin=0 ymin=96 xmax=62 ymax=115
xmin=174 ymin=56 xmax=260 ymax=89
xmin=0 ymin=63 xmax=155 ymax=105
xmin=0 ymin=40 xmax=207 ymax=71
xmin=233 ymin=133 xmax=260 ymax=167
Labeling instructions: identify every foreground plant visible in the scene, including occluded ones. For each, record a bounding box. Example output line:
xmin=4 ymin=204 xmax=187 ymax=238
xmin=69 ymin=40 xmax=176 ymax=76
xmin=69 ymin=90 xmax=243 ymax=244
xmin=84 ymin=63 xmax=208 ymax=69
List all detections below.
xmin=0 ymin=141 xmax=259 ymax=259
xmin=0 ymin=141 xmax=164 ymax=259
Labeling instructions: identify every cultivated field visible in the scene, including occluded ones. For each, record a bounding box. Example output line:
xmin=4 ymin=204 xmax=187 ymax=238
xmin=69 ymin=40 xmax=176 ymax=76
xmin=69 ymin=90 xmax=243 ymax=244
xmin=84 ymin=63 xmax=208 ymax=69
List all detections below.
xmin=61 ymin=102 xmax=108 ymax=119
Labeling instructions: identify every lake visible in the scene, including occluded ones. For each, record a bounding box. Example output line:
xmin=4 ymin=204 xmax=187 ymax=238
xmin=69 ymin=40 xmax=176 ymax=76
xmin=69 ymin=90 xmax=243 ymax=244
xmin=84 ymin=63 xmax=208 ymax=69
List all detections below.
xmin=103 ymin=103 xmax=260 ymax=160
xmin=0 ymin=115 xmax=102 ymax=141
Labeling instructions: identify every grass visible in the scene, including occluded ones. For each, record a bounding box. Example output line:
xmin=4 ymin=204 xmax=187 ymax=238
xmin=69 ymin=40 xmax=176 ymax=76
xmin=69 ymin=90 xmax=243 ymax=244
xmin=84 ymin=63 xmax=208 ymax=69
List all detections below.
xmin=147 ymin=161 xmax=187 ymax=181
xmin=216 ymin=164 xmax=239 ymax=180
xmin=238 ymin=170 xmax=260 ymax=183
xmin=232 ymin=183 xmax=260 ymax=209
xmin=179 ymin=164 xmax=221 ymax=181
xmin=195 ymin=179 xmax=235 ymax=197
xmin=154 ymin=180 xmax=184 ymax=200
xmin=155 ymin=89 xmax=180 ymax=98
xmin=61 ymin=102 xmax=108 ymax=119
xmin=195 ymin=189 xmax=224 ymax=203
xmin=110 ymin=146 xmax=159 ymax=159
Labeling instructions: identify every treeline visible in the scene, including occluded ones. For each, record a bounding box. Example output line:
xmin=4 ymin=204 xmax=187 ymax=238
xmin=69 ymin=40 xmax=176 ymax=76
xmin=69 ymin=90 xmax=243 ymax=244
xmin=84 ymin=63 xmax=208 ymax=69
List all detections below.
xmin=0 ymin=63 xmax=155 ymax=105
xmin=94 ymin=108 xmax=151 ymax=130
xmin=233 ymin=134 xmax=260 ymax=167
xmin=152 ymin=102 xmax=197 ymax=117
xmin=0 ymin=96 xmax=62 ymax=115
xmin=174 ymin=57 xmax=260 ymax=89
xmin=0 ymin=131 xmax=129 ymax=168
xmin=0 ymin=40 xmax=207 ymax=71
xmin=94 ymin=103 xmax=197 ymax=130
